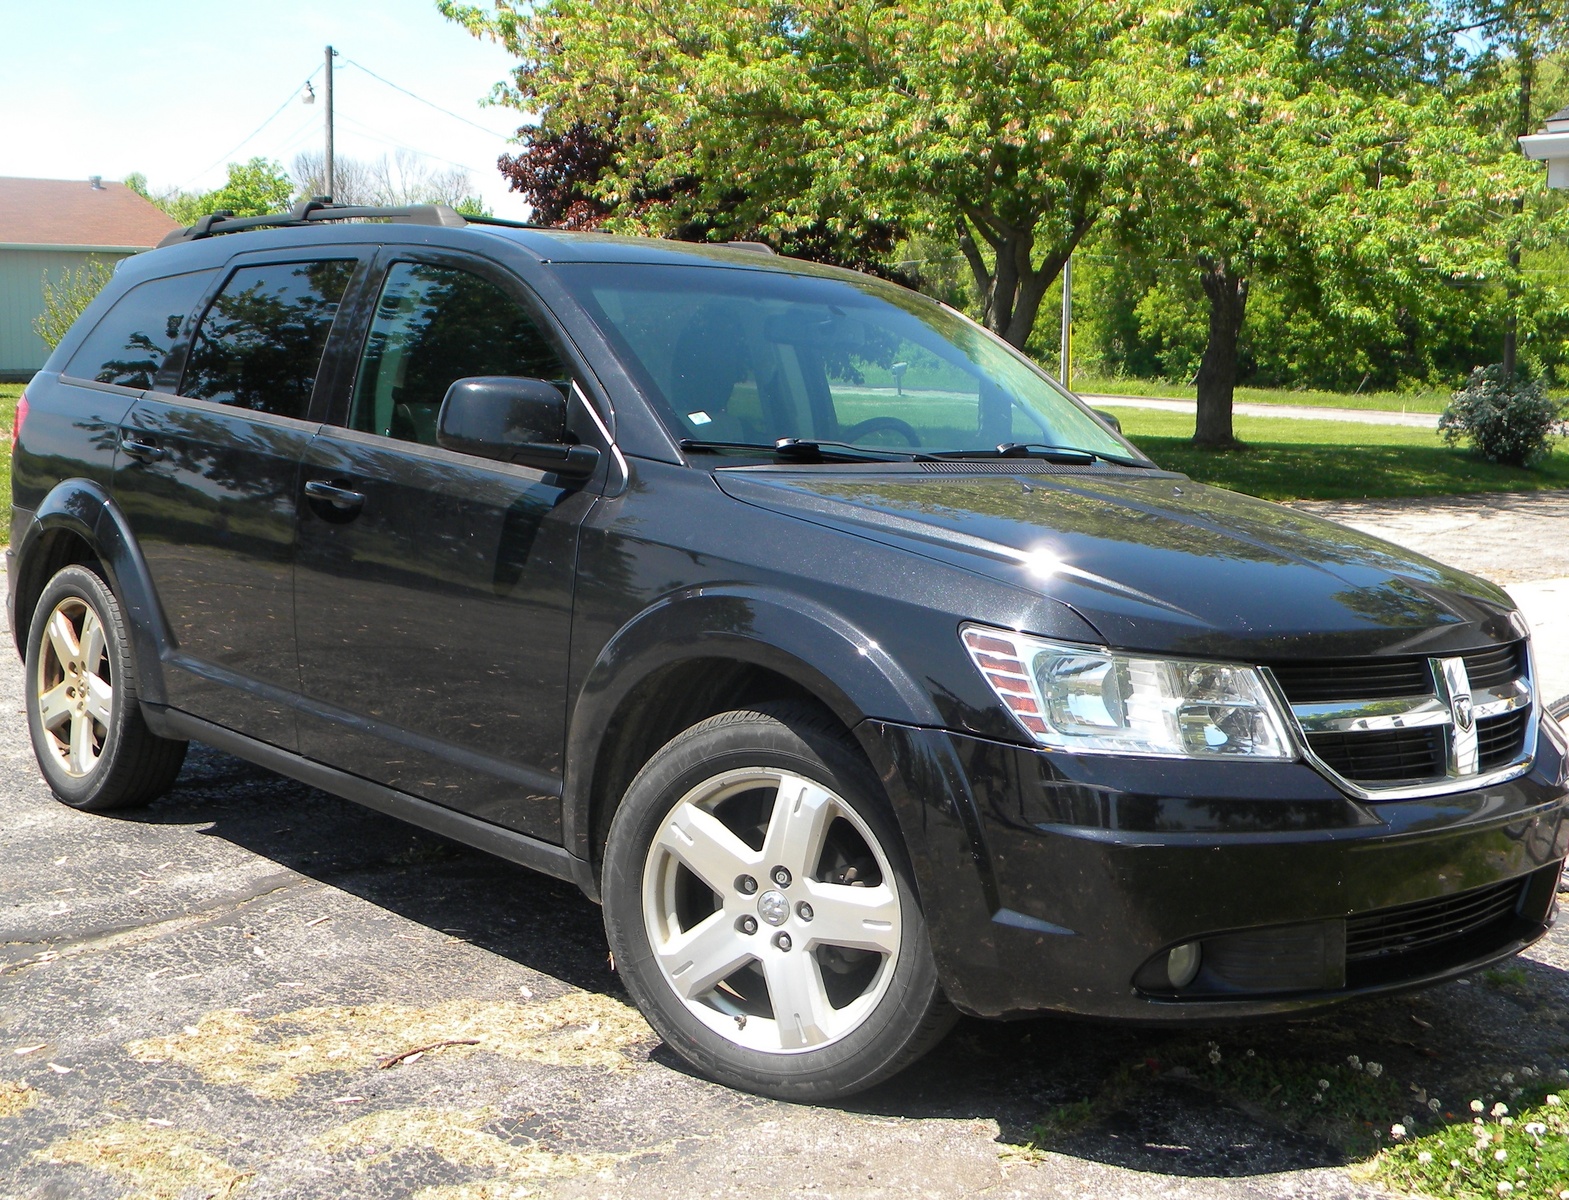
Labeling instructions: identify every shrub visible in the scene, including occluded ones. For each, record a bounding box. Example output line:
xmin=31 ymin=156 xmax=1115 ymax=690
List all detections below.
xmin=1439 ymin=365 xmax=1568 ymax=467
xmin=33 ymin=258 xmax=118 ymax=349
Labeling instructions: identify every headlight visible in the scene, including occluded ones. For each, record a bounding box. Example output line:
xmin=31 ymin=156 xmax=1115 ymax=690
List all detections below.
xmin=960 ymin=624 xmax=1296 ymax=760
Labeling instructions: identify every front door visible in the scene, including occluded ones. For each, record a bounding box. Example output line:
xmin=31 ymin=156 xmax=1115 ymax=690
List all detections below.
xmin=114 ymin=253 xmax=364 ymax=748
xmin=292 ymin=255 xmax=599 ymax=841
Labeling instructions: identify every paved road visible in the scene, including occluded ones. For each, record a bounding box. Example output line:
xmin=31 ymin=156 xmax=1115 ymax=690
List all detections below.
xmin=1086 ymin=393 xmax=1442 ymax=429
xmin=3 ymin=491 xmax=1568 ymax=1199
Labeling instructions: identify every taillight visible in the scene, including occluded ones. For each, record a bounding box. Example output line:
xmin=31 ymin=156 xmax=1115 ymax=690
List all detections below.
xmin=10 ymin=390 xmax=28 ymax=456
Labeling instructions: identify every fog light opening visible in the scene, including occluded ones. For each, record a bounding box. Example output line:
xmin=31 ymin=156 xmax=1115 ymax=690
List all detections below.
xmin=1166 ymin=941 xmax=1202 ymax=989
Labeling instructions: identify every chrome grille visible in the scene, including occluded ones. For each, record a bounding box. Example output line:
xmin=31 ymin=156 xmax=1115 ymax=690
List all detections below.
xmin=1267 ymin=640 xmax=1534 ymax=795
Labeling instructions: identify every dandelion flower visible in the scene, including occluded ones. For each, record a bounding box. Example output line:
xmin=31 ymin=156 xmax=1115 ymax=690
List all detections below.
xmin=1429 ymin=1099 xmax=1442 ymax=1112
xmin=1417 ymin=1151 xmax=1433 ymax=1165
xmin=1526 ymin=1122 xmax=1547 ymax=1136
xmin=1208 ymin=1048 xmax=1222 ymax=1064
xmin=1493 ymin=1103 xmax=1509 ymax=1118
xmin=1502 ymin=1073 xmax=1516 ymax=1085
xmin=1318 ymin=1079 xmax=1330 ymax=1091
xmin=1368 ymin=1062 xmax=1384 ymax=1078
xmin=1472 ymin=1100 xmax=1486 ymax=1113
xmin=1391 ymin=1124 xmax=1408 ymax=1139
xmin=1495 ymin=1149 xmax=1509 ymax=1161
xmin=1548 ymin=1095 xmax=1562 ymax=1106
xmin=1498 ymin=1183 xmax=1512 ymax=1195
xmin=1347 ymin=1055 xmax=1362 ymax=1069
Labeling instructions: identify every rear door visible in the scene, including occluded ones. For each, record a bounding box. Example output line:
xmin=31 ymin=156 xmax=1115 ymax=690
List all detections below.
xmin=114 ymin=250 xmax=368 ymax=748
xmin=292 ymin=250 xmax=603 ymax=841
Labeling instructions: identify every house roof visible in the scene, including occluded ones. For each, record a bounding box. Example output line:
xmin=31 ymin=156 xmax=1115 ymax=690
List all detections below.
xmin=0 ymin=176 xmax=180 ymax=248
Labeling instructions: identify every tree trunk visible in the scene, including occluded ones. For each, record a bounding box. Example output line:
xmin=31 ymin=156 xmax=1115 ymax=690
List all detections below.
xmin=956 ymin=209 xmax=1093 ymax=351
xmin=1193 ymin=258 xmax=1249 ymax=448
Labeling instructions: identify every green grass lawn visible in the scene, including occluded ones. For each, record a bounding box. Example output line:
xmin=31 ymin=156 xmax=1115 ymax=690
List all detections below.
xmin=1120 ymin=407 xmax=1569 ymax=501
xmin=1074 ymin=374 xmax=1453 ymax=415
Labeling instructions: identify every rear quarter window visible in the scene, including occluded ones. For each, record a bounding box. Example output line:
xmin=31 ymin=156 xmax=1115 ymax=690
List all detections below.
xmin=61 ymin=269 xmax=218 ymax=389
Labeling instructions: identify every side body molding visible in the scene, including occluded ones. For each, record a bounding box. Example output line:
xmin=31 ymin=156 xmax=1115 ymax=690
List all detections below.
xmin=562 ymin=584 xmax=947 ymax=866
xmin=11 ymin=480 xmax=176 ymax=706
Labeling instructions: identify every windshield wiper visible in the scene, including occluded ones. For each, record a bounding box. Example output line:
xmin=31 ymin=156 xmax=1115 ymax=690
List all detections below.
xmin=679 ymin=437 xmax=926 ymax=463
xmin=933 ymin=442 xmax=1154 ymax=467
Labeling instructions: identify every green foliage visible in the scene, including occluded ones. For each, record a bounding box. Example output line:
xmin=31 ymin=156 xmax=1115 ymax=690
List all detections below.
xmin=140 ymin=158 xmax=295 ymax=227
xmin=1376 ymin=1092 xmax=1569 ymax=1199
xmin=33 ymin=258 xmax=118 ymax=349
xmin=441 ymin=0 xmax=1184 ymax=346
xmin=1440 ymin=364 xmax=1569 ymax=466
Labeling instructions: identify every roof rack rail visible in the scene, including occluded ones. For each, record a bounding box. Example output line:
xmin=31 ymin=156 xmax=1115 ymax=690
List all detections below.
xmin=723 ymin=241 xmax=776 ymax=255
xmin=155 ymin=198 xmax=543 ymax=248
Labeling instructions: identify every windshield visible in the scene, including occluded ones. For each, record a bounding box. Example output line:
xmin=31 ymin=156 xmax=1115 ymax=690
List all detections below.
xmin=556 ymin=263 xmax=1143 ymax=462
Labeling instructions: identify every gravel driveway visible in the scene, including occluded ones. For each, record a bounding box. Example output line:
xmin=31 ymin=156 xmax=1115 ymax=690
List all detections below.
xmin=3 ymin=493 xmax=1567 ymax=1200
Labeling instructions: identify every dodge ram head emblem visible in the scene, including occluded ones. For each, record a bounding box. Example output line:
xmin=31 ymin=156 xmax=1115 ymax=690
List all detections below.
xmin=1452 ymin=690 xmax=1475 ymax=732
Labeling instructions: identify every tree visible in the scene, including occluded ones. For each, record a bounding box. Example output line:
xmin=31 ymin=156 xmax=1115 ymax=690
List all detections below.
xmin=495 ymin=122 xmax=910 ymax=276
xmin=292 ymin=149 xmax=490 ymax=215
xmin=1105 ymin=0 xmax=1496 ymax=446
xmin=130 ymin=158 xmax=295 ymax=226
xmin=441 ymin=0 xmax=1179 ymax=348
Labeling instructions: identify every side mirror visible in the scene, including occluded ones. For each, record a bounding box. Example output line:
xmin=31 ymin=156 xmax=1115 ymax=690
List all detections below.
xmin=436 ymin=376 xmax=599 ymax=478
xmin=1092 ymin=408 xmax=1123 ymax=434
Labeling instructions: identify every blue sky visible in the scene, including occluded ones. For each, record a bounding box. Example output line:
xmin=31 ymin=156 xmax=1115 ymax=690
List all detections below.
xmin=0 ymin=0 xmax=532 ymax=217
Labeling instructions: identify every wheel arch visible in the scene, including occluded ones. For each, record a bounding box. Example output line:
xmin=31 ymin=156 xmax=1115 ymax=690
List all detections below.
xmin=564 ymin=586 xmax=945 ymax=883
xmin=11 ymin=480 xmax=173 ymax=705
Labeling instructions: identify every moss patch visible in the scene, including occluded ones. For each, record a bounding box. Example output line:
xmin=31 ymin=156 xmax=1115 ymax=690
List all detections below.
xmin=39 ymin=1121 xmax=250 ymax=1199
xmin=0 ymin=1079 xmax=37 ymax=1118
xmin=125 ymin=992 xmax=654 ymax=1099
xmin=314 ymin=1105 xmax=616 ymax=1191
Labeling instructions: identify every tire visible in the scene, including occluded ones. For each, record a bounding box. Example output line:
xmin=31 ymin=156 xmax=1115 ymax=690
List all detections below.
xmin=602 ymin=703 xmax=955 ymax=1100
xmin=24 ymin=564 xmax=187 ymax=811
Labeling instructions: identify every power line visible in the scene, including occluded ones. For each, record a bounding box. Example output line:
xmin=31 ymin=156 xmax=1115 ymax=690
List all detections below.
xmin=339 ymin=56 xmax=510 ymax=139
xmin=335 ymin=112 xmax=496 ymax=176
xmin=180 ymin=65 xmax=323 ymax=190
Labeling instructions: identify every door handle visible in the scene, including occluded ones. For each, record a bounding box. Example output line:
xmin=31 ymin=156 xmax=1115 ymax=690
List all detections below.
xmin=304 ymin=478 xmax=366 ymax=512
xmin=118 ymin=434 xmax=164 ymax=463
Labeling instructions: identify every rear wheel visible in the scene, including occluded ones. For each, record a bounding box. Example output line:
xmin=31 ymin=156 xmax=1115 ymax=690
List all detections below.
xmin=24 ymin=565 xmax=187 ymax=811
xmin=602 ymin=703 xmax=954 ymax=1100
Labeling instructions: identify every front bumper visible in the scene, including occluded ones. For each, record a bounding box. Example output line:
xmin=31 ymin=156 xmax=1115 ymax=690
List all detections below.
xmin=857 ymin=710 xmax=1569 ymax=1020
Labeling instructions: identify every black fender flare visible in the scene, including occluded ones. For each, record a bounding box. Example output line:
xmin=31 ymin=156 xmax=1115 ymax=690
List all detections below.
xmin=562 ymin=584 xmax=947 ymax=866
xmin=11 ymin=479 xmax=174 ymax=706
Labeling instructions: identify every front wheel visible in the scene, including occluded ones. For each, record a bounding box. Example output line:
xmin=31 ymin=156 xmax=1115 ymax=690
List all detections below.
xmin=602 ymin=704 xmax=954 ymax=1100
xmin=24 ymin=565 xmax=187 ymax=811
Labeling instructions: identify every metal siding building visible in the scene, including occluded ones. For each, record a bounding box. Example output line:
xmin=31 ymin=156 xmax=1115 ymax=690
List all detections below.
xmin=0 ymin=178 xmax=179 ymax=381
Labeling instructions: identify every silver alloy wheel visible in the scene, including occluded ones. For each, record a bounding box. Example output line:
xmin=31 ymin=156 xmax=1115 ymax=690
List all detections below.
xmin=35 ymin=595 xmax=113 ymax=778
xmin=642 ymin=767 xmax=902 ymax=1054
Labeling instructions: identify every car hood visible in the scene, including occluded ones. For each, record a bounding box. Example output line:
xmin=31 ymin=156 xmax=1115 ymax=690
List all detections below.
xmin=713 ymin=467 xmax=1521 ymax=661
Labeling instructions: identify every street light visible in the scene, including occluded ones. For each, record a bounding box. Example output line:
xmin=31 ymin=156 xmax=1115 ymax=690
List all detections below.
xmin=1519 ymin=106 xmax=1569 ymax=189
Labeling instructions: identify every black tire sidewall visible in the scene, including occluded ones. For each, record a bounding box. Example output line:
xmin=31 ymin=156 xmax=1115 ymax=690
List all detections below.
xmin=24 ymin=565 xmax=141 ymax=809
xmin=602 ymin=706 xmax=947 ymax=1100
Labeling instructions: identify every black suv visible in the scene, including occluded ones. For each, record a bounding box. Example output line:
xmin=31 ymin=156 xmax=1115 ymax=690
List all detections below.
xmin=11 ymin=202 xmax=1568 ymax=1099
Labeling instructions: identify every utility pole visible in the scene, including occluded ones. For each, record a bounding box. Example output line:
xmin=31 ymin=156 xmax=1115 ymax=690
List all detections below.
xmin=324 ymin=44 xmax=337 ymax=200
xmin=1059 ymin=253 xmax=1073 ymax=386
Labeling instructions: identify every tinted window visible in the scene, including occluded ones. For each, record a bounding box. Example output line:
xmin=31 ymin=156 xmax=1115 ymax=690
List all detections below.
xmin=348 ymin=262 xmax=568 ymax=446
xmin=62 ymin=269 xmax=217 ymax=389
xmin=181 ymin=260 xmax=356 ymax=420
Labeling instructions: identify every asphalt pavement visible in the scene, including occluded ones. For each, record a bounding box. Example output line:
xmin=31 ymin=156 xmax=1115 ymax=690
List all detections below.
xmin=4 ymin=492 xmax=1569 ymax=1199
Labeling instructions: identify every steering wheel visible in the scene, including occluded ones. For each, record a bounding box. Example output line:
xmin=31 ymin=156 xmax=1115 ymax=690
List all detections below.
xmin=842 ymin=416 xmax=922 ymax=447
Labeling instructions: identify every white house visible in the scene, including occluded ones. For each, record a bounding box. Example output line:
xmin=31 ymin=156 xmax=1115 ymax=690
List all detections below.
xmin=0 ymin=176 xmax=179 ymax=381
